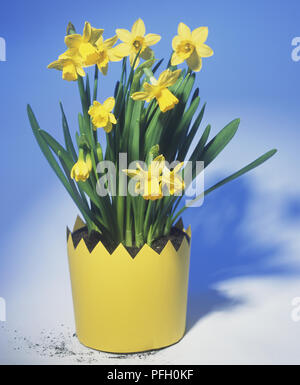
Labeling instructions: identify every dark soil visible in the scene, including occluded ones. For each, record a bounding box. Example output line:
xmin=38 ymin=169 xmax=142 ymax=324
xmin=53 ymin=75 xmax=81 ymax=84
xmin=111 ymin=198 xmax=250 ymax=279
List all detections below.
xmin=70 ymin=226 xmax=190 ymax=258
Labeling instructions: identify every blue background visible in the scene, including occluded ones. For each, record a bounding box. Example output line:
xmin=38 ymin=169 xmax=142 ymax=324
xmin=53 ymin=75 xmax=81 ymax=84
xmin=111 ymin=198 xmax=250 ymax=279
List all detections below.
xmin=1 ymin=0 xmax=300 ymax=363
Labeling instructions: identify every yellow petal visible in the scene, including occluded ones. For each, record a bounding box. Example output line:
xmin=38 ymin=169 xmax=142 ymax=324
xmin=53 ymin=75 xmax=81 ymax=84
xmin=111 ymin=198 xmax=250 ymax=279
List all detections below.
xmin=95 ymin=36 xmax=104 ymax=47
xmin=172 ymin=35 xmax=182 ymax=51
xmin=153 ymin=154 xmax=165 ymax=163
xmin=143 ymin=82 xmax=156 ymax=97
xmin=157 ymin=70 xmax=171 ymax=85
xmin=158 ymin=69 xmax=181 ymax=88
xmin=83 ymin=22 xmax=92 ymax=42
xmin=107 ymin=50 xmax=123 ymax=62
xmin=178 ymin=22 xmax=191 ymax=39
xmin=70 ymin=165 xmax=75 ymax=179
xmin=48 ymin=59 xmax=64 ymax=70
xmin=131 ymin=91 xmax=149 ymax=101
xmin=64 ymin=34 xmax=82 ymax=49
xmin=90 ymin=27 xmax=104 ymax=45
xmin=171 ymin=51 xmax=184 ymax=66
xmin=150 ymin=156 xmax=165 ymax=175
xmin=131 ymin=18 xmax=146 ymax=37
xmin=186 ymin=50 xmax=202 ymax=72
xmin=59 ymin=48 xmax=78 ymax=60
xmin=123 ymin=169 xmax=140 ymax=178
xmin=192 ymin=27 xmax=208 ymax=44
xmin=136 ymin=163 xmax=145 ymax=172
xmin=103 ymin=97 xmax=115 ymax=112
xmin=109 ymin=43 xmax=131 ymax=60
xmin=109 ymin=112 xmax=117 ymax=124
xmin=116 ymin=28 xmax=131 ymax=43
xmin=167 ymin=178 xmax=185 ymax=195
xmin=89 ymin=101 xmax=100 ymax=111
xmin=104 ymin=35 xmax=118 ymax=49
xmin=173 ymin=162 xmax=184 ymax=173
xmin=144 ymin=33 xmax=161 ymax=46
xmin=76 ymin=66 xmax=86 ymax=77
xmin=196 ymin=43 xmax=214 ymax=58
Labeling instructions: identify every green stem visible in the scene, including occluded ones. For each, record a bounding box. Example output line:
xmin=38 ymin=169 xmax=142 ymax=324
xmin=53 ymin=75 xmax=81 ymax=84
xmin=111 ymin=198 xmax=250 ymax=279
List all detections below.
xmin=143 ymin=200 xmax=153 ymax=238
xmin=125 ymin=197 xmax=133 ymax=247
xmin=77 ymin=77 xmax=89 ymax=121
xmin=93 ymin=65 xmax=99 ymax=101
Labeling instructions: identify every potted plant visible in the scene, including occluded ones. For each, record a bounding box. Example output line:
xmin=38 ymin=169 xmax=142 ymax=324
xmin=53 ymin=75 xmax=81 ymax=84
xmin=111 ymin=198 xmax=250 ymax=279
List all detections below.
xmin=28 ymin=19 xmax=276 ymax=353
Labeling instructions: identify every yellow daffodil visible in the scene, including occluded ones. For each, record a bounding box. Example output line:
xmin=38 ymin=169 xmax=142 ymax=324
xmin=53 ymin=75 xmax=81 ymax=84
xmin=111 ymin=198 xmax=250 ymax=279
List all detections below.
xmin=93 ymin=35 xmax=120 ymax=75
xmin=131 ymin=69 xmax=181 ymax=113
xmin=48 ymin=49 xmax=85 ymax=81
xmin=171 ymin=22 xmax=213 ymax=72
xmin=88 ymin=97 xmax=117 ymax=132
xmin=123 ymin=155 xmax=165 ymax=200
xmin=70 ymin=152 xmax=92 ymax=182
xmin=112 ymin=18 xmax=161 ymax=67
xmin=65 ymin=21 xmax=104 ymax=66
xmin=162 ymin=162 xmax=185 ymax=195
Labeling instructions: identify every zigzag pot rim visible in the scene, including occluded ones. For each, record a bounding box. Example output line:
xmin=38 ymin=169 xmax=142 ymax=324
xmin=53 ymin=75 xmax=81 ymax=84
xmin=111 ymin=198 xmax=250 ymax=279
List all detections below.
xmin=67 ymin=216 xmax=191 ymax=258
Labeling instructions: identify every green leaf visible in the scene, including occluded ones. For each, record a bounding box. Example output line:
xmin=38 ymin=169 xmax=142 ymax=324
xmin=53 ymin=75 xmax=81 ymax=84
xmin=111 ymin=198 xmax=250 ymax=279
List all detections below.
xmin=85 ymin=73 xmax=91 ymax=106
xmin=152 ymin=58 xmax=164 ymax=74
xmin=202 ymin=119 xmax=240 ymax=167
xmin=190 ymin=124 xmax=211 ymax=163
xmin=39 ymin=130 xmax=74 ymax=169
xmin=178 ymin=102 xmax=206 ymax=160
xmin=171 ymin=96 xmax=200 ymax=159
xmin=172 ymin=149 xmax=278 ymax=222
xmin=60 ymin=102 xmax=77 ymax=161
xmin=129 ymin=100 xmax=142 ymax=162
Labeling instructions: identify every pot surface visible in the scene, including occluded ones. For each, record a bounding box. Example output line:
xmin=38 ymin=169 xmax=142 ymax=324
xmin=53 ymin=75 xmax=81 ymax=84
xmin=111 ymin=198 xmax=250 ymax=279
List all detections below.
xmin=67 ymin=217 xmax=191 ymax=353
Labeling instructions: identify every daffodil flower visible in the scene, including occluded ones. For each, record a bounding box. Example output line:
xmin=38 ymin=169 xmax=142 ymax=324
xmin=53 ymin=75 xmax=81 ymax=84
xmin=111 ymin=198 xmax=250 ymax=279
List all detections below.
xmin=131 ymin=69 xmax=181 ymax=113
xmin=93 ymin=35 xmax=120 ymax=75
xmin=48 ymin=49 xmax=85 ymax=81
xmin=123 ymin=155 xmax=165 ymax=201
xmin=70 ymin=151 xmax=92 ymax=182
xmin=65 ymin=21 xmax=104 ymax=66
xmin=112 ymin=18 xmax=161 ymax=67
xmin=88 ymin=97 xmax=117 ymax=133
xmin=171 ymin=22 xmax=213 ymax=72
xmin=162 ymin=162 xmax=185 ymax=195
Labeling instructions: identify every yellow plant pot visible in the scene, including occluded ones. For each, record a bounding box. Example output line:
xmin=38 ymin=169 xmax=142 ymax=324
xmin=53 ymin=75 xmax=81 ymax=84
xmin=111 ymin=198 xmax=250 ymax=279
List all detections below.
xmin=67 ymin=217 xmax=191 ymax=353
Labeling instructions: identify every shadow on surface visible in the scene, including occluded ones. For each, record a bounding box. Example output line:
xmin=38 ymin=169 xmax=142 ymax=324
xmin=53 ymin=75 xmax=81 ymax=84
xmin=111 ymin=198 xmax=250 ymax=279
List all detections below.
xmin=183 ymin=176 xmax=296 ymax=332
xmin=186 ymin=289 xmax=242 ymax=333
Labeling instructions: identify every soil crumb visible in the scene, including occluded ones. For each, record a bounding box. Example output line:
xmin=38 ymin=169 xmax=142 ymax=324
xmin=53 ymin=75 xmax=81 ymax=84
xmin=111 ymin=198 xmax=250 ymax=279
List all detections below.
xmin=0 ymin=324 xmax=161 ymax=364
